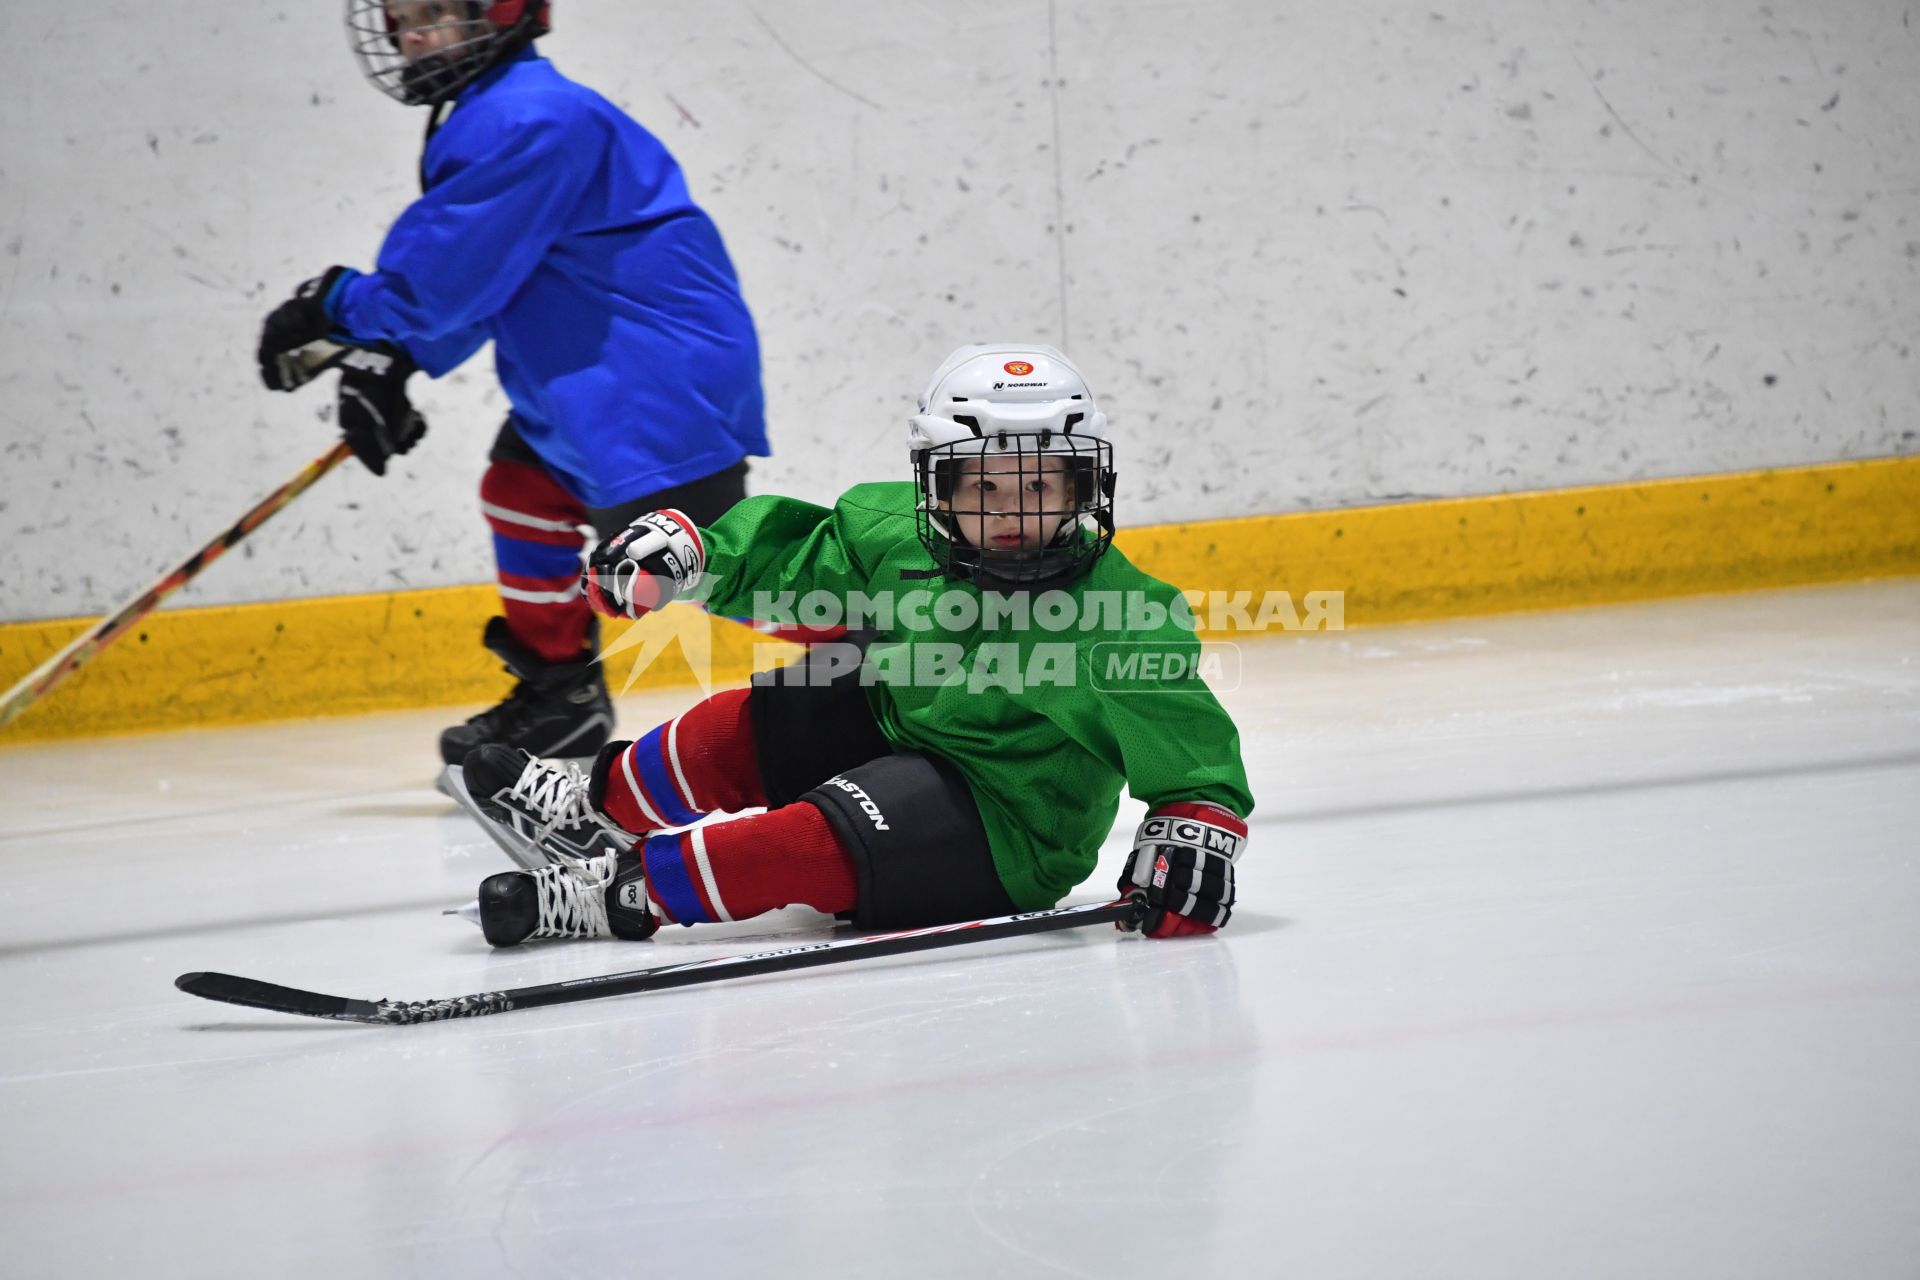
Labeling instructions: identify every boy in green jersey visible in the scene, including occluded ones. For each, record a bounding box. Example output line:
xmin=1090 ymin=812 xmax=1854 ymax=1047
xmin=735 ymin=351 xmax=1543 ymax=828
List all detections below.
xmin=458 ymin=345 xmax=1254 ymax=945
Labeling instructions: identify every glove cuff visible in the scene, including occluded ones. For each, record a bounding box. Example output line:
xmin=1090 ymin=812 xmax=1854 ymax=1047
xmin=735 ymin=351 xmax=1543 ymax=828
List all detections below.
xmin=317 ymin=266 xmax=361 ymax=321
xmin=651 ymin=508 xmax=707 ymax=579
xmin=1141 ymin=802 xmax=1248 ymax=860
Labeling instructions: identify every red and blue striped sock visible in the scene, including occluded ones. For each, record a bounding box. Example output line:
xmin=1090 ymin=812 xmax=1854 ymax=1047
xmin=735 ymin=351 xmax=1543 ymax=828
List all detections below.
xmin=596 ymin=687 xmax=761 ymax=833
xmin=641 ymin=802 xmax=857 ymax=926
xmin=481 ymin=458 xmax=591 ymax=664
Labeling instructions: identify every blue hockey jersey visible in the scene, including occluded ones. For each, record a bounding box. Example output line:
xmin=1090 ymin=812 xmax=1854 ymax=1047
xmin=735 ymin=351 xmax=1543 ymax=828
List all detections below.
xmin=331 ymin=47 xmax=767 ymax=508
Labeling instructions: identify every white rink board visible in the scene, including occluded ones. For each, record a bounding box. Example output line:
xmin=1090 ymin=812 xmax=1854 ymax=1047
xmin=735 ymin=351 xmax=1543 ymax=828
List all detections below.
xmin=2 ymin=2 xmax=1916 ymax=618
xmin=1 ymin=579 xmax=1916 ymax=1277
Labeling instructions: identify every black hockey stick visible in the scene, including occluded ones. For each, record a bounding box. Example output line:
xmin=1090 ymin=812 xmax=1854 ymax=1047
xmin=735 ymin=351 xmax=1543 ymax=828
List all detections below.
xmin=177 ymin=897 xmax=1148 ymax=1025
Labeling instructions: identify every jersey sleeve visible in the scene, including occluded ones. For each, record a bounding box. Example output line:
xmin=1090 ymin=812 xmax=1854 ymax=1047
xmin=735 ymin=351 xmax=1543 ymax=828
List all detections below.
xmin=1051 ymin=591 xmax=1255 ymax=822
xmin=398 ymin=323 xmax=491 ymax=378
xmin=332 ymin=100 xmax=603 ymax=352
xmin=1094 ymin=670 xmax=1254 ymax=819
xmin=692 ymin=494 xmax=874 ymax=620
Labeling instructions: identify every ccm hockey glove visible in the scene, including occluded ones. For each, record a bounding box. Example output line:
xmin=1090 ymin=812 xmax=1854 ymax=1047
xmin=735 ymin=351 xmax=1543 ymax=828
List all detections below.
xmin=336 ymin=345 xmax=426 ymax=477
xmin=583 ymin=510 xmax=706 ymax=620
xmin=258 ymin=266 xmax=359 ymax=391
xmin=1118 ymin=802 xmax=1248 ymax=938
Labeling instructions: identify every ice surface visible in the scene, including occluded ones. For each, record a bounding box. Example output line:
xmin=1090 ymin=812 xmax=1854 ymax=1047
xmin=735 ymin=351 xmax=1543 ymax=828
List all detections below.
xmin=2 ymin=580 xmax=1916 ymax=1278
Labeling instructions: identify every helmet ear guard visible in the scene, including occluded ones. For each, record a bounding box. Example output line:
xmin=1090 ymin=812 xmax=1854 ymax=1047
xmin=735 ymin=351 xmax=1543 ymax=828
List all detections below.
xmin=484 ymin=0 xmax=551 ymax=38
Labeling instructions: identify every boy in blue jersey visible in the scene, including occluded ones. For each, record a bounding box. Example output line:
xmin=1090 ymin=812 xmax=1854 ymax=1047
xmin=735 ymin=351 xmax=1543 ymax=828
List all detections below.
xmin=256 ymin=1 xmax=769 ymax=765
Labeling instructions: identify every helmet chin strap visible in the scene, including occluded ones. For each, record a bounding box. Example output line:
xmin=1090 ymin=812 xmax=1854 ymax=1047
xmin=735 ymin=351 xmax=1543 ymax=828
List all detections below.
xmin=927 ymin=511 xmax=1090 ymax=592
xmin=970 ymin=555 xmax=1086 ymax=594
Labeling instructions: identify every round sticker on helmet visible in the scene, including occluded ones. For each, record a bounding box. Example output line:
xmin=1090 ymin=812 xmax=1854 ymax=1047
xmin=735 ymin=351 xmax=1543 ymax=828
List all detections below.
xmin=1004 ymin=361 xmax=1034 ymax=376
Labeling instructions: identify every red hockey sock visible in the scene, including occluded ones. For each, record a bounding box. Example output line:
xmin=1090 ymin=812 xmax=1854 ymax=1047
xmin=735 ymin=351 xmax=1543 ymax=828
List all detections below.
xmin=481 ymin=458 xmax=592 ymax=664
xmin=596 ymin=687 xmax=763 ymax=832
xmin=639 ymin=801 xmax=858 ymax=925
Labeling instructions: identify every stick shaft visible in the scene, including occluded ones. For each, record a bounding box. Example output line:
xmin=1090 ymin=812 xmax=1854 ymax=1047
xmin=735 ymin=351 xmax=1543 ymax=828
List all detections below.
xmin=505 ymin=899 xmax=1142 ymax=1014
xmin=0 ymin=440 xmax=354 ymax=730
xmin=176 ymin=899 xmax=1147 ymax=1024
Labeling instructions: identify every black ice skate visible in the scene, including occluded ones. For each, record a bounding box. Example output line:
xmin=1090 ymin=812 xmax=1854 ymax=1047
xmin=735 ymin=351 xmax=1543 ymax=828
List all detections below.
xmin=452 ymin=744 xmax=633 ymax=871
xmin=437 ymin=616 xmax=614 ymax=766
xmin=475 ymin=849 xmax=659 ymax=946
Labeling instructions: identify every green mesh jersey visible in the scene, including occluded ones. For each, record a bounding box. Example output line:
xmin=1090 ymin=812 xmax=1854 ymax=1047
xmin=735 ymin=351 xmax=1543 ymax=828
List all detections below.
xmin=694 ymin=481 xmax=1254 ymax=910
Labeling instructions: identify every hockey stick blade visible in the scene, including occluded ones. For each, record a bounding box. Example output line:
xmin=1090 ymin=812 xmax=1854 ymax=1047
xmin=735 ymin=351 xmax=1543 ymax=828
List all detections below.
xmin=175 ymin=972 xmax=395 ymax=1024
xmin=176 ymin=898 xmax=1147 ymax=1027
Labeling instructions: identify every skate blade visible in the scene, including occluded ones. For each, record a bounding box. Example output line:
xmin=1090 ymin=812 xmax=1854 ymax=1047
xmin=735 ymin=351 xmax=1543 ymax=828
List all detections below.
xmin=440 ymin=764 xmax=549 ymax=872
xmin=442 ymin=901 xmax=484 ymax=928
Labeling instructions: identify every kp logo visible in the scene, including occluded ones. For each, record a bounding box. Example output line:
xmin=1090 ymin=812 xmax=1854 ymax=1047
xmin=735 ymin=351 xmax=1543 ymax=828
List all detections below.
xmin=1003 ymin=361 xmax=1034 ymax=376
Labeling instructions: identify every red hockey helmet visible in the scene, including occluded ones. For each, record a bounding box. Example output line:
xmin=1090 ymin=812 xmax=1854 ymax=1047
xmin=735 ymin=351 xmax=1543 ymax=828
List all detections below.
xmin=479 ymin=2 xmax=550 ymax=39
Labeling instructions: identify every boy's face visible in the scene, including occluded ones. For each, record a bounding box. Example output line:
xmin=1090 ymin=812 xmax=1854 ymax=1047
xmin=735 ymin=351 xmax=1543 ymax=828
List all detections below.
xmin=386 ymin=1 xmax=474 ymax=61
xmin=942 ymin=454 xmax=1077 ymax=558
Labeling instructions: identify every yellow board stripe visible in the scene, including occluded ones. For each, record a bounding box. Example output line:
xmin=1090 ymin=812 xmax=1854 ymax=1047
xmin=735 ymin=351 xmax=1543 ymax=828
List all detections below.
xmin=2 ymin=455 xmax=1916 ymax=743
xmin=1124 ymin=454 xmax=1920 ymax=625
xmin=0 ymin=589 xmax=780 ymax=744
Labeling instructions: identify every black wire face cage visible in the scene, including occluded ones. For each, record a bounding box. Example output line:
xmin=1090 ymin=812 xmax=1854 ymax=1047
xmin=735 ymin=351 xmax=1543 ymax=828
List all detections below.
xmin=347 ymin=1 xmax=533 ymax=106
xmin=914 ymin=433 xmax=1116 ymax=590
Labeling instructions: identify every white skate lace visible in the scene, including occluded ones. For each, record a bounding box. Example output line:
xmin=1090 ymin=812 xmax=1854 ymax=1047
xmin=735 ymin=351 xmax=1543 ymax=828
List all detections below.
xmin=531 ymin=853 xmax=616 ymax=940
xmin=507 ymin=757 xmax=627 ymax=852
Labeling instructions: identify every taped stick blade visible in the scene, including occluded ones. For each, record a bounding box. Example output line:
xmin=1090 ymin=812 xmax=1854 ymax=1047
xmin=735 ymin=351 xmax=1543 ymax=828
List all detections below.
xmin=175 ymin=971 xmax=385 ymax=1024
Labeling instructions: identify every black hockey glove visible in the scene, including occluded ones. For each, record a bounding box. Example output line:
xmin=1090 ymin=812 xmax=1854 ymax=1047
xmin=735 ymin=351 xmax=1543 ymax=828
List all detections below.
xmin=258 ymin=266 xmax=359 ymax=391
xmin=583 ymin=511 xmax=707 ymax=620
xmin=1116 ymin=802 xmax=1247 ymax=938
xmin=336 ymin=345 xmax=427 ymax=478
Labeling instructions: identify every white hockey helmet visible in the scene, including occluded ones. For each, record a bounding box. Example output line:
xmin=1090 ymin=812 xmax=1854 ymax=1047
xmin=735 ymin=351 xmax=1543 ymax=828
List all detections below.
xmin=909 ymin=344 xmax=1116 ymax=588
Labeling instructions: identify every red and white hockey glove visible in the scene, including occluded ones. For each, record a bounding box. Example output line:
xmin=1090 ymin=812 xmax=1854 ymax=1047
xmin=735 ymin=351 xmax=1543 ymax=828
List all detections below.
xmin=1117 ymin=802 xmax=1247 ymax=938
xmin=582 ymin=509 xmax=706 ymax=620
